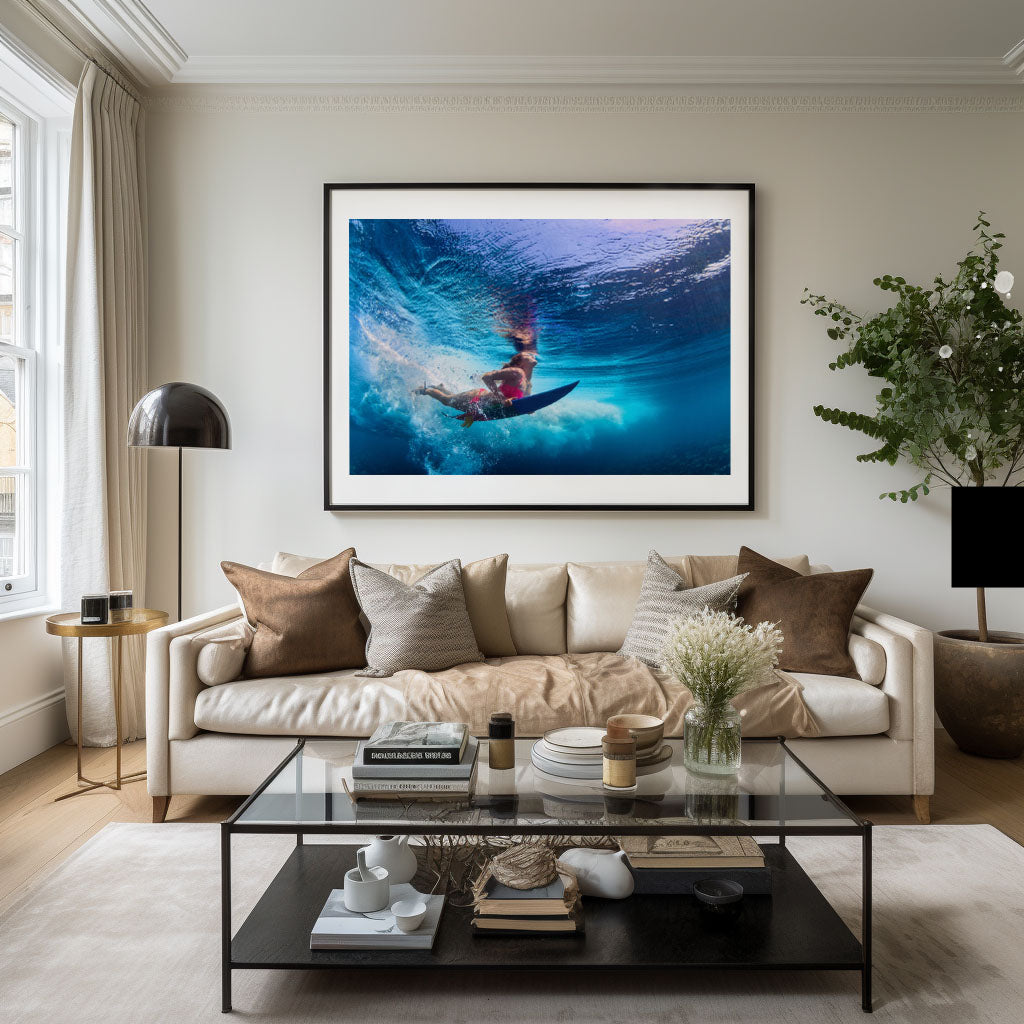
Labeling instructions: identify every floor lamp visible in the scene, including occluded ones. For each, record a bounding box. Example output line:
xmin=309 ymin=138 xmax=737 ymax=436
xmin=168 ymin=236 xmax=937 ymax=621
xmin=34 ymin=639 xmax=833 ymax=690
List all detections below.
xmin=127 ymin=382 xmax=231 ymax=622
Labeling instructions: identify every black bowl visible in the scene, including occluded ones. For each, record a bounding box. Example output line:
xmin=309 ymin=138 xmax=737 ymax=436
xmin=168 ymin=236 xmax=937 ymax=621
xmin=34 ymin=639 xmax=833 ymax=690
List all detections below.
xmin=693 ymin=878 xmax=744 ymax=908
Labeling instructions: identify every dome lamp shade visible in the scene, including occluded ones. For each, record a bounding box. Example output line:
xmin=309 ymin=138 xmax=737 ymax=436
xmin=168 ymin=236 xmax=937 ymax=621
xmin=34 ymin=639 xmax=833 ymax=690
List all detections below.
xmin=127 ymin=382 xmax=231 ymax=450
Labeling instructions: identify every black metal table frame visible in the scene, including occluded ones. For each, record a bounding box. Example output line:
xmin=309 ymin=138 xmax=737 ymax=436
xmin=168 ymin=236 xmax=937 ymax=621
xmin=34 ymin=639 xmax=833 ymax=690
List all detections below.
xmin=220 ymin=737 xmax=872 ymax=1014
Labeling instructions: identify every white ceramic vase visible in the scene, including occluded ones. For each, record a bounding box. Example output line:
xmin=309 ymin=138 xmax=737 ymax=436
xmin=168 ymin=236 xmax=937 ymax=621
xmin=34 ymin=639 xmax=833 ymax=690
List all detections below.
xmin=362 ymin=835 xmax=418 ymax=885
xmin=557 ymin=848 xmax=634 ymax=899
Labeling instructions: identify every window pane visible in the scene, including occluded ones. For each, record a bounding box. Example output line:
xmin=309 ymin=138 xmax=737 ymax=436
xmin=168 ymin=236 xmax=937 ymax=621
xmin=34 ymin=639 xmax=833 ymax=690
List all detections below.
xmin=0 ymin=353 xmax=17 ymax=468
xmin=0 ymin=116 xmax=11 ymax=227
xmin=0 ymin=230 xmax=13 ymax=344
xmin=0 ymin=474 xmax=24 ymax=580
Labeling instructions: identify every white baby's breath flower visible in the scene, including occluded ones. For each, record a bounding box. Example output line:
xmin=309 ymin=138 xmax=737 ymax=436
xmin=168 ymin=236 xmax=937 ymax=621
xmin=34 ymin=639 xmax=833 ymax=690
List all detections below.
xmin=995 ymin=270 xmax=1015 ymax=295
xmin=939 ymin=345 xmax=953 ymax=359
xmin=661 ymin=608 xmax=783 ymax=711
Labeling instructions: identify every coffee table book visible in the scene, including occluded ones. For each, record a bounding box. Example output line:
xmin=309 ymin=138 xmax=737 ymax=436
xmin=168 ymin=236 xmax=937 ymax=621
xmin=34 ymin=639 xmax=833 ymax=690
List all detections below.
xmin=310 ymin=883 xmax=444 ymax=950
xmin=362 ymin=721 xmax=469 ymax=764
xmin=470 ymin=864 xmax=583 ymax=936
xmin=352 ymin=737 xmax=479 ymax=779
xmin=471 ymin=905 xmax=585 ymax=936
xmin=349 ymin=761 xmax=478 ymax=799
xmin=618 ymin=834 xmax=765 ymax=869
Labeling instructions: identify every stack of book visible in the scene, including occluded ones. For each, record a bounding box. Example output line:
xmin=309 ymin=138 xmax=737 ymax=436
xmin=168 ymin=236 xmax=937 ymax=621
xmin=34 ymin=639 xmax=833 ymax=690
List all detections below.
xmin=619 ymin=834 xmax=772 ymax=895
xmin=470 ymin=864 xmax=583 ymax=936
xmin=350 ymin=721 xmax=478 ymax=801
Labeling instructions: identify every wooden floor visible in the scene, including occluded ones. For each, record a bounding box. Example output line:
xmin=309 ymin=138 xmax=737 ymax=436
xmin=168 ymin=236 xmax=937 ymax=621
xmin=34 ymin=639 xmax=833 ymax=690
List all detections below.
xmin=1 ymin=729 xmax=1022 ymax=914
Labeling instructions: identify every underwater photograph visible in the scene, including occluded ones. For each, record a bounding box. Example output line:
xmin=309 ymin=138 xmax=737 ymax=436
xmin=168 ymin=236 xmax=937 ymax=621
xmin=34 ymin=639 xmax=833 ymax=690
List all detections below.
xmin=347 ymin=216 xmax=732 ymax=478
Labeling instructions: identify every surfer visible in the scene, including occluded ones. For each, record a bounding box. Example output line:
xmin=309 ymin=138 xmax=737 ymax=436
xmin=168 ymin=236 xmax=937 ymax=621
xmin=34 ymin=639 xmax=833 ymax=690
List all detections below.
xmin=414 ymin=351 xmax=538 ymax=421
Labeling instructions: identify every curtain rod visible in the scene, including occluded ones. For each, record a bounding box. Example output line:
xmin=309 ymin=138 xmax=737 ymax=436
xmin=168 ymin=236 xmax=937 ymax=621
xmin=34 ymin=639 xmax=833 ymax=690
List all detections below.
xmin=19 ymin=0 xmax=145 ymax=104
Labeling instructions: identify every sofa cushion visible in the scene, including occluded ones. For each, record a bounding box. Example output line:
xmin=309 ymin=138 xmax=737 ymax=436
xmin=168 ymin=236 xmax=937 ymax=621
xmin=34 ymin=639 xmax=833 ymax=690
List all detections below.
xmin=566 ymin=553 xmax=809 ymax=654
xmin=271 ymin=551 xmax=516 ymax=658
xmin=849 ymin=634 xmax=886 ymax=686
xmin=193 ymin=652 xmax=819 ymax=739
xmin=567 ymin=556 xmax=686 ymax=654
xmin=793 ymin=673 xmax=890 ymax=737
xmin=350 ymin=558 xmax=484 ymax=676
xmin=194 ymin=619 xmax=252 ymax=686
xmin=221 ymin=548 xmax=366 ymax=678
xmin=618 ymin=550 xmax=745 ymax=667
xmin=736 ymin=547 xmax=873 ymax=677
xmin=506 ymin=563 xmax=568 ymax=655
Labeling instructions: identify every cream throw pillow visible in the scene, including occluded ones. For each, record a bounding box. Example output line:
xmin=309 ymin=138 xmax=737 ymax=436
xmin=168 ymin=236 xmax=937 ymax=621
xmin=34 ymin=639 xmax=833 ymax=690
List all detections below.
xmin=194 ymin=620 xmax=253 ymax=686
xmin=271 ymin=551 xmax=517 ymax=658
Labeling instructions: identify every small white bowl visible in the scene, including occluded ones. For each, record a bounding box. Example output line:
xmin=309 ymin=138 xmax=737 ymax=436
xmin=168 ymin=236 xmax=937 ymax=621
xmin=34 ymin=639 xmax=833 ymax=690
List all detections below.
xmin=391 ymin=898 xmax=427 ymax=933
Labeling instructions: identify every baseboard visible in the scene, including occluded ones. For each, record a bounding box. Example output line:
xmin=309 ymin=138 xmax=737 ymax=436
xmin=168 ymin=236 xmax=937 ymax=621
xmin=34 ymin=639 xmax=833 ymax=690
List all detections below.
xmin=0 ymin=688 xmax=69 ymax=774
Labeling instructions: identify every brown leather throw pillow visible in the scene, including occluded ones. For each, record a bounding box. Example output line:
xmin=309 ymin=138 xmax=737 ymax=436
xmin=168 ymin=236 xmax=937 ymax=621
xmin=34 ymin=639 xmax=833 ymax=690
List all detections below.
xmin=221 ymin=547 xmax=366 ymax=679
xmin=735 ymin=546 xmax=873 ymax=677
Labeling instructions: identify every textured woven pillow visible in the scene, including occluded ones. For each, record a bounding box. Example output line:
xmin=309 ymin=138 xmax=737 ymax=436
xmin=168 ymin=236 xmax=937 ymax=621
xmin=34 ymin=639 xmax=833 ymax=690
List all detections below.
xmin=350 ymin=558 xmax=485 ymax=677
xmin=618 ymin=550 xmax=746 ymax=668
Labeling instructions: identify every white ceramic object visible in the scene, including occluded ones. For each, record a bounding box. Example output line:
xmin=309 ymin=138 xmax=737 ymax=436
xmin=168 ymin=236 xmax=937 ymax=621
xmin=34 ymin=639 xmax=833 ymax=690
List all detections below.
xmin=343 ymin=862 xmax=390 ymax=913
xmin=558 ymin=849 xmax=635 ymax=900
xmin=362 ymin=835 xmax=418 ymax=885
xmin=543 ymin=726 xmax=605 ymax=754
xmin=391 ymin=898 xmax=428 ymax=933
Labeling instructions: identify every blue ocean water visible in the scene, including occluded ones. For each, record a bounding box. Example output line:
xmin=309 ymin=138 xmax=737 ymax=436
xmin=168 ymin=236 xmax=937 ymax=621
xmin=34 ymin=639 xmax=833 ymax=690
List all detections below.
xmin=347 ymin=217 xmax=731 ymax=476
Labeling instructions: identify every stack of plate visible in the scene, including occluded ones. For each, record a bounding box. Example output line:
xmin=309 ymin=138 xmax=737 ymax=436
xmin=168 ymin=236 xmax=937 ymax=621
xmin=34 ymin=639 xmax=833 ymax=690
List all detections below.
xmin=530 ymin=726 xmax=672 ymax=781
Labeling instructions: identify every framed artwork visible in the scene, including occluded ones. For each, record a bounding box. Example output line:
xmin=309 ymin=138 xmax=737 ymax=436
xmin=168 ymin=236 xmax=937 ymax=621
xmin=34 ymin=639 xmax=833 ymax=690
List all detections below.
xmin=324 ymin=183 xmax=753 ymax=510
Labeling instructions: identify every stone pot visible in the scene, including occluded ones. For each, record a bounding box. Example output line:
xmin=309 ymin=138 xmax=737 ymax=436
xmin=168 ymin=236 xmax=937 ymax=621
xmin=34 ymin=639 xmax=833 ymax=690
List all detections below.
xmin=934 ymin=630 xmax=1024 ymax=757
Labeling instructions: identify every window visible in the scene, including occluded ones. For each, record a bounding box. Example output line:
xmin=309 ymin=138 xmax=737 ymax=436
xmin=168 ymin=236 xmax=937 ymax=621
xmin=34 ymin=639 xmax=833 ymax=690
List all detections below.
xmin=0 ymin=110 xmax=37 ymax=596
xmin=0 ymin=50 xmax=71 ymax=615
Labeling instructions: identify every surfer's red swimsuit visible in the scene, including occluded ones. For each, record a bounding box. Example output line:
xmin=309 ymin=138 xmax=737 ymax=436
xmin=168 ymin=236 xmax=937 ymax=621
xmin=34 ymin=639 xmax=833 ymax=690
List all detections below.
xmin=468 ymin=383 xmax=523 ymax=415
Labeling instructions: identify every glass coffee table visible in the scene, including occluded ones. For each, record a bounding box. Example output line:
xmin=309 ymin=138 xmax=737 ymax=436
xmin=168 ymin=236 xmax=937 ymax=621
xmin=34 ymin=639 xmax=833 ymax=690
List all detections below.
xmin=221 ymin=737 xmax=872 ymax=1013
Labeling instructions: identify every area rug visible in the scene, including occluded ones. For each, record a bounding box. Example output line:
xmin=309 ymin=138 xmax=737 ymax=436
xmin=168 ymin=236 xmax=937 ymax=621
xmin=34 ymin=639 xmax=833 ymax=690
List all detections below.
xmin=1 ymin=823 xmax=1021 ymax=1023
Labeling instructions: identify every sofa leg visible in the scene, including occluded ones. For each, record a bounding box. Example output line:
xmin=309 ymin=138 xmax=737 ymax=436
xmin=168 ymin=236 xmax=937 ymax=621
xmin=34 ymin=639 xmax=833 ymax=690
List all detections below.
xmin=913 ymin=795 xmax=931 ymax=824
xmin=152 ymin=796 xmax=171 ymax=823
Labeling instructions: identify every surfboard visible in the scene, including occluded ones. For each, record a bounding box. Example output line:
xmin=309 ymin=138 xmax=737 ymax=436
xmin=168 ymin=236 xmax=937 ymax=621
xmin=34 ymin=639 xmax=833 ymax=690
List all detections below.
xmin=451 ymin=381 xmax=579 ymax=425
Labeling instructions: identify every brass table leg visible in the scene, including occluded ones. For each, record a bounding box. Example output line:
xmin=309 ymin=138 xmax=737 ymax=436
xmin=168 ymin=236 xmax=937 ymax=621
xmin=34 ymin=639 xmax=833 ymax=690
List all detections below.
xmin=54 ymin=635 xmax=146 ymax=802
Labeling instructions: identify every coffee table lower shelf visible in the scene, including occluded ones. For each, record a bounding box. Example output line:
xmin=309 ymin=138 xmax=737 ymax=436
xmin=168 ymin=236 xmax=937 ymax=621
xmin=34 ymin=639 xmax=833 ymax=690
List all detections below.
xmin=225 ymin=843 xmax=865 ymax=1010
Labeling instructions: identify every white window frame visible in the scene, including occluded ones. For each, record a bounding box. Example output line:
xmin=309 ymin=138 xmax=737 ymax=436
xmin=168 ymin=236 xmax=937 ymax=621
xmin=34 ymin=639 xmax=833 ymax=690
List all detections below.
xmin=0 ymin=35 xmax=72 ymax=620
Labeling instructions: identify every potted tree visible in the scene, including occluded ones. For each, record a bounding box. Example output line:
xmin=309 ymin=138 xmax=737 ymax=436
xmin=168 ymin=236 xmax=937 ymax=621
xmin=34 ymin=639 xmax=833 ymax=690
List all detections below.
xmin=803 ymin=214 xmax=1024 ymax=757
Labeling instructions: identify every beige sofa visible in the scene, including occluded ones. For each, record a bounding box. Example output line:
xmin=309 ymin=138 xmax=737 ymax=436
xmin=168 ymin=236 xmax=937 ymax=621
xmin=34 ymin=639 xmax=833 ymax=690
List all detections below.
xmin=145 ymin=554 xmax=935 ymax=823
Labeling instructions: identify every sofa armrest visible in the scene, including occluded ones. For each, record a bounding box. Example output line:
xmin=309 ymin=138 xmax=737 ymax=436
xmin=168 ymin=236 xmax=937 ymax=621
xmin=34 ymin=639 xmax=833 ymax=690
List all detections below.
xmin=851 ymin=604 xmax=935 ymax=796
xmin=146 ymin=605 xmax=244 ymax=796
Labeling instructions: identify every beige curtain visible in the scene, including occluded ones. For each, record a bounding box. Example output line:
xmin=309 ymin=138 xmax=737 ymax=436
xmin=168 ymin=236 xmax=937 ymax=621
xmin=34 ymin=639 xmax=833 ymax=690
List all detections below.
xmin=61 ymin=63 xmax=148 ymax=745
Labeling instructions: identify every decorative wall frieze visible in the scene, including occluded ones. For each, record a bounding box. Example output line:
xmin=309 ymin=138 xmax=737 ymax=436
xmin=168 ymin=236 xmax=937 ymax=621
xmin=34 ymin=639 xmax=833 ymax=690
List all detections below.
xmin=148 ymin=90 xmax=1024 ymax=116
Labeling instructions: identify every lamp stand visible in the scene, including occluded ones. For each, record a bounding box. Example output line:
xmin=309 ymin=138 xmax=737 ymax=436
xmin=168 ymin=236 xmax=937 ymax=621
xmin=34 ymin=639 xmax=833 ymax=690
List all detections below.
xmin=177 ymin=446 xmax=182 ymax=623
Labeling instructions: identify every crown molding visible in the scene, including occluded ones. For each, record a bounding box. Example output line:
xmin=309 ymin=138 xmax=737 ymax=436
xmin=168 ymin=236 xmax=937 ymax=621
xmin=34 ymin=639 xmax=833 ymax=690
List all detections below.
xmin=1005 ymin=39 xmax=1024 ymax=78
xmin=148 ymin=91 xmax=1024 ymax=116
xmin=170 ymin=54 xmax=1021 ymax=87
xmin=37 ymin=0 xmax=185 ymax=83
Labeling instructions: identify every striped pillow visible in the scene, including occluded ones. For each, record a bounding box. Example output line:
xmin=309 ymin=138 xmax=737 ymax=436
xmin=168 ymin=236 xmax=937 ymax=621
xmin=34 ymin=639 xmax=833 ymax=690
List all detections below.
xmin=618 ymin=550 xmax=746 ymax=668
xmin=350 ymin=558 xmax=484 ymax=677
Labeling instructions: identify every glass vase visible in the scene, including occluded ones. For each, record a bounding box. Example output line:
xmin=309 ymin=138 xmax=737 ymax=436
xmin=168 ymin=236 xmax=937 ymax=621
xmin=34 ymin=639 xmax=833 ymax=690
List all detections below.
xmin=683 ymin=703 xmax=742 ymax=775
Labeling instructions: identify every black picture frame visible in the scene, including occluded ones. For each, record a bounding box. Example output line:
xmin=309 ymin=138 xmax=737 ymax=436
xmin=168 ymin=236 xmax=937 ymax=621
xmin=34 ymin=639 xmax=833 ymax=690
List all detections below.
xmin=324 ymin=182 xmax=755 ymax=511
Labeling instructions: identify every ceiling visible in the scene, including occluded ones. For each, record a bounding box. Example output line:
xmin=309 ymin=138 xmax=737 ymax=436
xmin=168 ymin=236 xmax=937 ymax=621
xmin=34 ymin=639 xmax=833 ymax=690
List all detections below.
xmin=50 ymin=0 xmax=1024 ymax=87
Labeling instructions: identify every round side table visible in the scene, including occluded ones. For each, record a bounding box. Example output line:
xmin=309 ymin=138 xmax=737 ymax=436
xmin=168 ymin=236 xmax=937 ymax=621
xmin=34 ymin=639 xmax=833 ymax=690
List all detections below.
xmin=46 ymin=608 xmax=169 ymax=801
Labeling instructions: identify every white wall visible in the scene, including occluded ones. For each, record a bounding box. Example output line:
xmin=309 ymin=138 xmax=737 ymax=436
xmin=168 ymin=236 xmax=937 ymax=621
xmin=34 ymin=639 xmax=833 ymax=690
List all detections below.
xmin=145 ymin=90 xmax=1024 ymax=634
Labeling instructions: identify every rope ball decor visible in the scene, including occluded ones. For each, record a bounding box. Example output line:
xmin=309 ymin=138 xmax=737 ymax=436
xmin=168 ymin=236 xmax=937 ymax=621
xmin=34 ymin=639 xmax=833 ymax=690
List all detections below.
xmin=488 ymin=842 xmax=558 ymax=889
